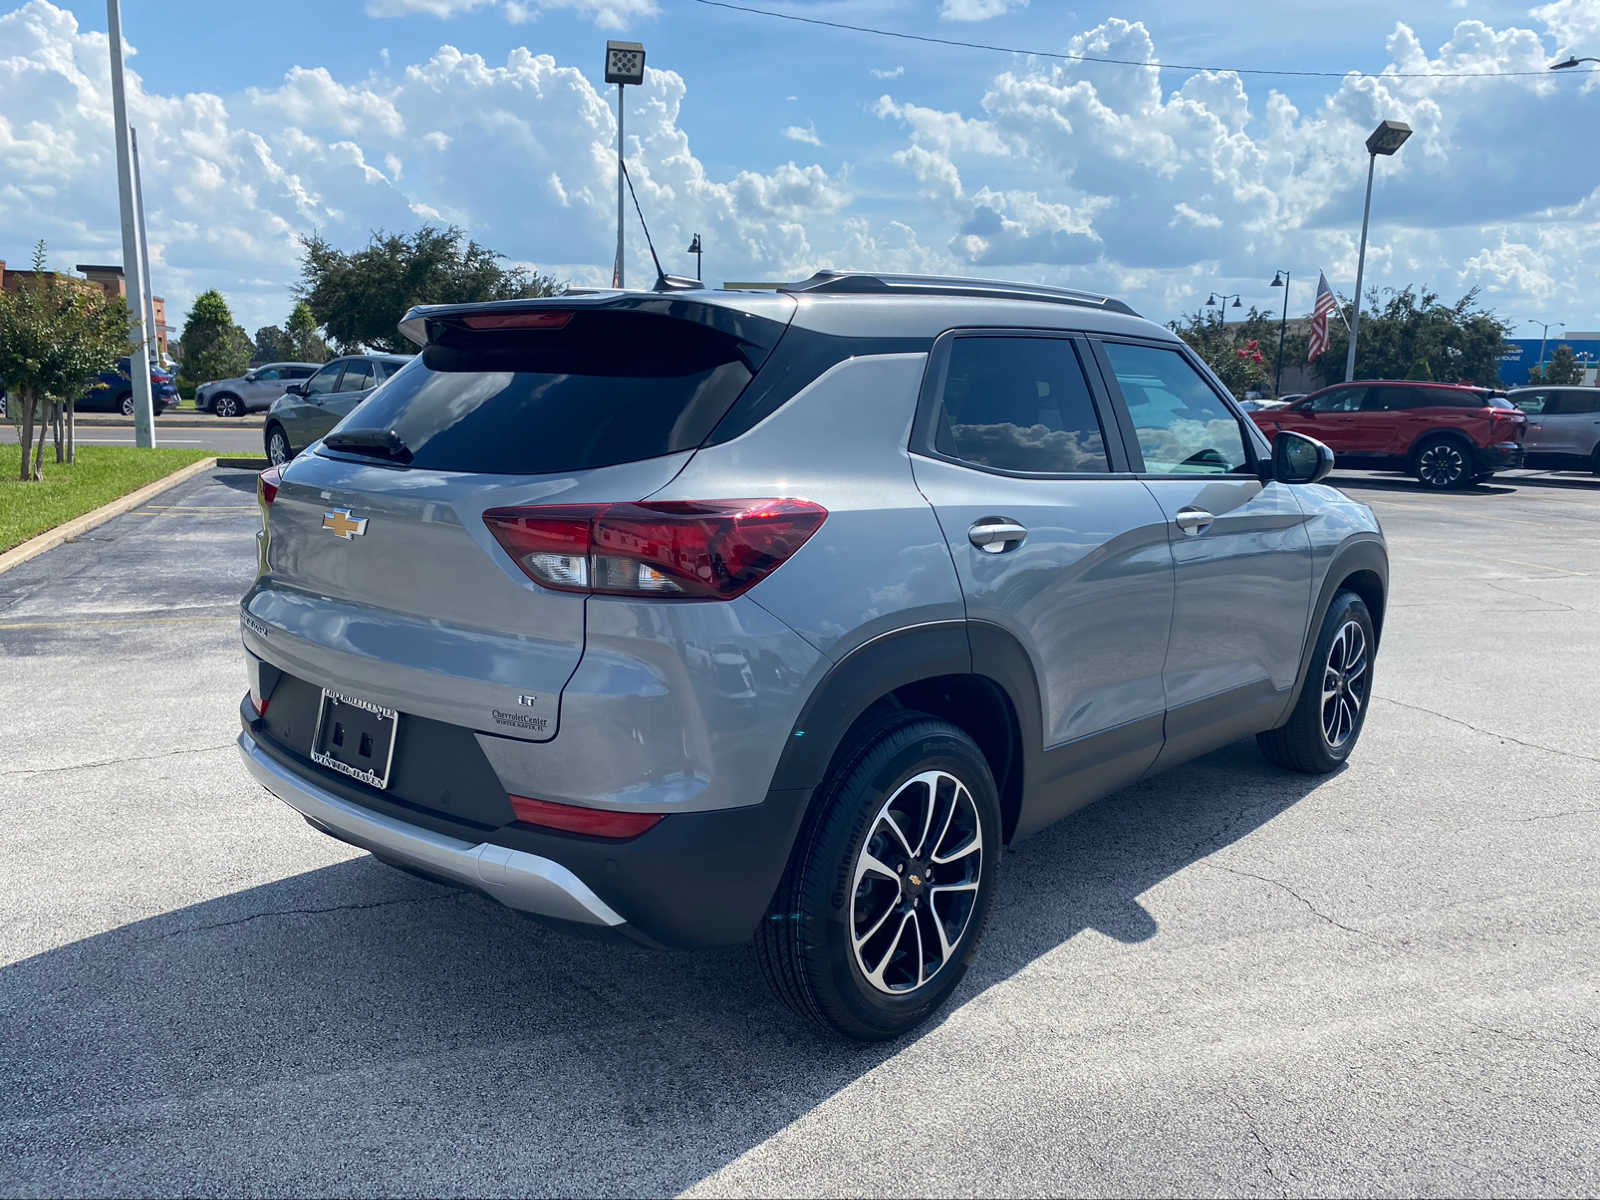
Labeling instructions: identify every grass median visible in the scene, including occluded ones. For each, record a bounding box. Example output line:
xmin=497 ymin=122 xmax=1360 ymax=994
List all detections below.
xmin=0 ymin=444 xmax=215 ymax=553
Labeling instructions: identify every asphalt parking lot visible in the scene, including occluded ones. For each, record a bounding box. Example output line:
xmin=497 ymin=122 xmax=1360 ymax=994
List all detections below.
xmin=2 ymin=466 xmax=1597 ymax=1197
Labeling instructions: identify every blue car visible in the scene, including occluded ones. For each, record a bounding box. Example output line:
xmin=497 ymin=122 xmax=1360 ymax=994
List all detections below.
xmin=76 ymin=356 xmax=177 ymax=415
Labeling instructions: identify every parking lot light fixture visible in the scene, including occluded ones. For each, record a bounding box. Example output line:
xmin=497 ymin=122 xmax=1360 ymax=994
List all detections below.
xmin=1345 ymin=120 xmax=1413 ymax=383
xmin=1270 ymin=269 xmax=1291 ymax=397
xmin=1525 ymin=319 xmax=1565 ymax=370
xmin=687 ymin=233 xmax=702 ymax=281
xmin=1550 ymin=56 xmax=1599 ymax=69
xmin=1207 ymin=292 xmax=1242 ymax=327
xmin=604 ymin=40 xmax=646 ymax=289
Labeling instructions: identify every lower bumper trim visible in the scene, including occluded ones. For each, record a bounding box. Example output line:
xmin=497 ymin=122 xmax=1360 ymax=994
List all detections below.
xmin=237 ymin=731 xmax=625 ymax=927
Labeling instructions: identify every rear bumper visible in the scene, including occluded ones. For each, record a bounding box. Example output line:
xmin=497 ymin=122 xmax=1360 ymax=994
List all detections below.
xmin=237 ymin=730 xmax=627 ymax=929
xmin=1477 ymin=442 xmax=1524 ymax=471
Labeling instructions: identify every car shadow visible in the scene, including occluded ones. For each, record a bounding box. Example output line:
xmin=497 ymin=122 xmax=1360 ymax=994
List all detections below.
xmin=0 ymin=741 xmax=1328 ymax=1194
xmin=1330 ymin=474 xmax=1518 ymax=496
xmin=211 ymin=469 xmax=261 ymax=496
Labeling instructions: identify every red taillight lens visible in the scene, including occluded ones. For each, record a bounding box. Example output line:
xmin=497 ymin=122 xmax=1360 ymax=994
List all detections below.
xmin=508 ymin=794 xmax=664 ymax=839
xmin=482 ymin=498 xmax=827 ymax=600
xmin=258 ymin=465 xmax=283 ymax=507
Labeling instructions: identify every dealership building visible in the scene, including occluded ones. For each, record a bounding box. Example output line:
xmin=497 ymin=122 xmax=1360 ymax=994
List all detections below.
xmin=1499 ymin=334 xmax=1600 ymax=387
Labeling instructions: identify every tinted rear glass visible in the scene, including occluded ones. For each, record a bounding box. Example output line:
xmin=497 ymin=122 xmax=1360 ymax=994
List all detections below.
xmin=325 ymin=309 xmax=773 ymax=475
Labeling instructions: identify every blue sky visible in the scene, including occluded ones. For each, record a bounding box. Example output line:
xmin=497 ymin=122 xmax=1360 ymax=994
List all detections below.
xmin=5 ymin=0 xmax=1597 ymax=340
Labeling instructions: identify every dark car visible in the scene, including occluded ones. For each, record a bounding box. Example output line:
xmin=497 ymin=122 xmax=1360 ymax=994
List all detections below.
xmin=76 ymin=356 xmax=178 ymax=415
xmin=1249 ymin=380 xmax=1527 ymax=489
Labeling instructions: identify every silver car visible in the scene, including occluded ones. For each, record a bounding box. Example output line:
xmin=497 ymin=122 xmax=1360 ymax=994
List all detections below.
xmin=1508 ymin=386 xmax=1600 ymax=474
xmin=237 ymin=273 xmax=1387 ymax=1038
xmin=197 ymin=363 xmax=321 ymax=417
xmin=262 ymin=354 xmax=410 ymax=464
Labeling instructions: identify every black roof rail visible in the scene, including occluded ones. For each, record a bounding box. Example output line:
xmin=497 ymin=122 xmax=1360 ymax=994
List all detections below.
xmin=780 ymin=270 xmax=1140 ymax=317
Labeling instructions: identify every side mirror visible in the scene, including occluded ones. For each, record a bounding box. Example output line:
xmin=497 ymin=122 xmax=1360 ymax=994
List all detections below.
xmin=283 ymin=383 xmax=306 ymax=396
xmin=1273 ymin=431 xmax=1334 ymax=485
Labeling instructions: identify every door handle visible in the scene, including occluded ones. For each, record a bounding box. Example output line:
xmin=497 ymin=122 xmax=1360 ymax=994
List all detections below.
xmin=1174 ymin=508 xmax=1214 ymax=536
xmin=968 ymin=520 xmax=1027 ymax=553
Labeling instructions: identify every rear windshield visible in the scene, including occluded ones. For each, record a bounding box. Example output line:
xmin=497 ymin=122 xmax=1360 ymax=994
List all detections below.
xmin=322 ymin=308 xmax=773 ymax=475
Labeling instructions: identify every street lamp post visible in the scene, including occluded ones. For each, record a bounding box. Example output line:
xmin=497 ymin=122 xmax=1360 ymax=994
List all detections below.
xmin=604 ymin=40 xmax=646 ymax=289
xmin=105 ymin=0 xmax=156 ymax=447
xmin=1526 ymin=319 xmax=1564 ymax=371
xmin=1206 ymin=292 xmax=1243 ymax=326
xmin=1549 ymin=56 xmax=1600 ymax=69
xmin=1269 ymin=269 xmax=1291 ymax=397
xmin=1344 ymin=120 xmax=1412 ymax=383
xmin=686 ymin=233 xmax=702 ymax=282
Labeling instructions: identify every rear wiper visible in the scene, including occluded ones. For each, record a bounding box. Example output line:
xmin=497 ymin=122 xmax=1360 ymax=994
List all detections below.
xmin=322 ymin=428 xmax=413 ymax=464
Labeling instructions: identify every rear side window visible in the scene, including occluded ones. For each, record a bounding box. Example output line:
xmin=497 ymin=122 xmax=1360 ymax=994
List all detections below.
xmin=1101 ymin=342 xmax=1251 ymax=475
xmin=326 ymin=309 xmax=768 ymax=475
xmin=341 ymin=360 xmax=377 ymax=391
xmin=934 ymin=336 xmax=1110 ymax=474
xmin=1563 ymin=390 xmax=1600 ymax=415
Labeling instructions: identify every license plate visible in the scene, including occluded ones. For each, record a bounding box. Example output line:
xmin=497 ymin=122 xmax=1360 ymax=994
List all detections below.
xmin=311 ymin=690 xmax=399 ymax=790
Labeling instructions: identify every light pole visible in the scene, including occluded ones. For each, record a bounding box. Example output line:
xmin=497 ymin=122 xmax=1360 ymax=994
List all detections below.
xmin=1525 ymin=319 xmax=1564 ymax=371
xmin=1207 ymin=292 xmax=1242 ymax=326
xmin=1344 ymin=120 xmax=1412 ymax=383
xmin=1269 ymin=269 xmax=1291 ymax=397
xmin=106 ymin=0 xmax=156 ymax=447
xmin=687 ymin=233 xmax=702 ymax=282
xmin=604 ymin=40 xmax=646 ymax=289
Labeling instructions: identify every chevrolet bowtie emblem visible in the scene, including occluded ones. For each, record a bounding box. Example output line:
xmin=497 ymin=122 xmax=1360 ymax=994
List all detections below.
xmin=322 ymin=509 xmax=368 ymax=539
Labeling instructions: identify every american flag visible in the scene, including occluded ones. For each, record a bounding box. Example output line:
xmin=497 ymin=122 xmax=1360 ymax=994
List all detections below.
xmin=1307 ymin=271 xmax=1337 ymax=361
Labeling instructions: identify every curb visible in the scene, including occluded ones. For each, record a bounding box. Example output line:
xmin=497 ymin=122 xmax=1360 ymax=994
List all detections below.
xmin=0 ymin=456 xmax=220 ymax=577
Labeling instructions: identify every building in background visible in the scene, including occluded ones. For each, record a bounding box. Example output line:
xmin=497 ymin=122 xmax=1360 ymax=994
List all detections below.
xmin=0 ymin=259 xmax=170 ymax=360
xmin=1499 ymin=335 xmax=1600 ymax=387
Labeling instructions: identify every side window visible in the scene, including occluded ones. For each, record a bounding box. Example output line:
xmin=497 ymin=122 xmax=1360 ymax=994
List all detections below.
xmin=1564 ymin=391 xmax=1600 ymax=415
xmin=1101 ymin=342 xmax=1250 ymax=476
xmin=253 ymin=367 xmax=282 ymax=382
xmin=1307 ymin=386 xmax=1364 ymax=413
xmin=288 ymin=366 xmax=317 ymax=380
xmin=1511 ymin=392 xmax=1547 ymax=415
xmin=934 ymin=336 xmax=1111 ymax=474
xmin=1364 ymin=386 xmax=1417 ymax=412
xmin=340 ymin=359 xmax=377 ymax=392
xmin=1424 ymin=387 xmax=1476 ymax=408
xmin=302 ymin=363 xmax=345 ymax=396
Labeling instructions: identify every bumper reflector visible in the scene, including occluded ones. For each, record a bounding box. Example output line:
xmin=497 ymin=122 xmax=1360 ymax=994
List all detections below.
xmin=509 ymin=794 xmax=664 ymax=839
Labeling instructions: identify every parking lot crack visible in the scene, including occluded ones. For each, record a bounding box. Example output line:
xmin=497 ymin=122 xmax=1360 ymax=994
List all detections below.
xmin=130 ymin=892 xmax=460 ymax=943
xmin=1226 ymin=1094 xmax=1289 ymax=1194
xmin=1461 ymin=1020 xmax=1599 ymax=1064
xmin=1483 ymin=581 xmax=1580 ymax=613
xmin=0 ymin=742 xmax=236 ymax=779
xmin=1373 ymin=696 xmax=1600 ymax=766
xmin=1203 ymin=862 xmax=1382 ymax=943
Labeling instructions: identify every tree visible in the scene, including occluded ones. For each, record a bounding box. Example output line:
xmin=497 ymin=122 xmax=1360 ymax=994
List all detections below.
xmin=285 ymin=300 xmax=329 ymax=363
xmin=254 ymin=325 xmax=294 ymax=363
xmin=297 ymin=224 xmax=562 ymax=354
xmin=1169 ymin=305 xmax=1277 ymax=399
xmin=0 ymin=242 xmax=130 ymax=480
xmin=178 ymin=290 xmax=252 ymax=390
xmin=1288 ymin=286 xmax=1512 ymax=388
xmin=1544 ymin=344 xmax=1583 ymax=386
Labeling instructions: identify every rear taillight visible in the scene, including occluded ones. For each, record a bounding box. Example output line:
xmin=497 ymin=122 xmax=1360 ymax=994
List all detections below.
xmin=509 ymin=794 xmax=664 ymax=839
xmin=258 ymin=465 xmax=282 ymax=507
xmin=482 ymin=499 xmax=827 ymax=600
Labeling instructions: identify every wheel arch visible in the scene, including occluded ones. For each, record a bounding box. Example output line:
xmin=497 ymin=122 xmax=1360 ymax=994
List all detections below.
xmin=1282 ymin=535 xmax=1388 ymax=721
xmin=768 ymin=622 xmax=1038 ymax=845
xmin=1407 ymin=426 xmax=1475 ymax=465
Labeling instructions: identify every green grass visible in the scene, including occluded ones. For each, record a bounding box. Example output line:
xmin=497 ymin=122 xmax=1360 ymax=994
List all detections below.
xmin=0 ymin=443 xmax=214 ymax=554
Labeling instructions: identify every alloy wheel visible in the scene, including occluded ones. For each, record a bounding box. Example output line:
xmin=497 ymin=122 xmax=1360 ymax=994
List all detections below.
xmin=850 ymin=769 xmax=983 ymax=995
xmin=1321 ymin=619 xmax=1369 ymax=749
xmin=119 ymin=396 xmax=134 ymax=416
xmin=1418 ymin=443 xmax=1465 ymax=487
xmin=267 ymin=430 xmax=291 ymax=465
xmin=217 ymin=396 xmax=240 ymax=418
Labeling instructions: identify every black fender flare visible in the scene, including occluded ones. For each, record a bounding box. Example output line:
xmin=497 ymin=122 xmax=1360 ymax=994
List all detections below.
xmin=1280 ymin=535 xmax=1388 ymax=724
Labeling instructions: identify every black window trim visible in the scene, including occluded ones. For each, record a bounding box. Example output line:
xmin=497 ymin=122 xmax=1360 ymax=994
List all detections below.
xmin=909 ymin=326 xmax=1135 ymax=479
xmin=1084 ymin=333 xmax=1271 ymax=479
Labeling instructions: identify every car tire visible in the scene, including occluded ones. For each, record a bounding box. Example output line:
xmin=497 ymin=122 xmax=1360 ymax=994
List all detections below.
xmin=755 ymin=714 xmax=1001 ymax=1041
xmin=214 ymin=393 xmax=243 ymax=418
xmin=1258 ymin=590 xmax=1376 ymax=774
xmin=117 ymin=393 xmax=134 ymax=416
xmin=1412 ymin=435 xmax=1474 ymax=489
xmin=1591 ymin=445 xmax=1600 ymax=477
xmin=265 ymin=424 xmax=293 ymax=466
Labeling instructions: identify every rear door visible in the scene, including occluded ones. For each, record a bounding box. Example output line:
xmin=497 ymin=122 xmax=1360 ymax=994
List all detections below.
xmin=1546 ymin=390 xmax=1600 ymax=458
xmin=1090 ymin=338 xmax=1313 ymax=765
xmin=1359 ymin=384 xmax=1421 ymax=455
xmin=909 ymin=330 xmax=1175 ymax=824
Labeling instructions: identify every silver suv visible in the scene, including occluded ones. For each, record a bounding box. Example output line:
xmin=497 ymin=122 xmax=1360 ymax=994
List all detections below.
xmin=237 ymin=273 xmax=1387 ymax=1039
xmin=196 ymin=362 xmax=321 ymax=417
xmin=1508 ymin=385 xmax=1600 ymax=474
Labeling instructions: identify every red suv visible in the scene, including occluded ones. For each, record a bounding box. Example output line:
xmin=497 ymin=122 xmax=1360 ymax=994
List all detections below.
xmin=1250 ymin=380 xmax=1527 ymax=489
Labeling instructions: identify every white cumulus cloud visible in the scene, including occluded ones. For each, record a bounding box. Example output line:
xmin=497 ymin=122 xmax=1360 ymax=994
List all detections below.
xmin=940 ymin=0 xmax=1027 ymax=21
